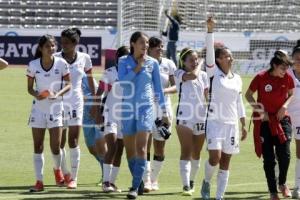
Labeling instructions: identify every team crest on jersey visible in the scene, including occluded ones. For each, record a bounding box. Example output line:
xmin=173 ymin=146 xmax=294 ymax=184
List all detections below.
xmin=264 ymin=84 xmax=272 ymax=92
xmin=44 ymin=74 xmax=50 ymax=77
xmin=161 ymin=66 xmax=169 ymax=73
xmin=55 ymin=69 xmax=60 ymax=74
xmin=145 ymin=64 xmax=153 ymax=72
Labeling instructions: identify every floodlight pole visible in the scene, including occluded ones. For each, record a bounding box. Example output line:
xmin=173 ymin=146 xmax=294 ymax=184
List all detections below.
xmin=117 ymin=0 xmax=122 ymax=48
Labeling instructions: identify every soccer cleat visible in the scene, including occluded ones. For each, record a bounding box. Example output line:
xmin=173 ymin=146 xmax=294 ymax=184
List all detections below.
xmin=190 ymin=180 xmax=195 ymax=193
xmin=270 ymin=193 xmax=280 ymax=200
xmin=53 ymin=168 xmax=64 ymax=187
xmin=63 ymin=173 xmax=72 ymax=186
xmin=201 ymin=179 xmax=210 ymax=200
xmin=151 ymin=181 xmax=159 ymax=191
xmin=110 ymin=183 xmax=122 ymax=192
xmin=292 ymin=187 xmax=300 ymax=199
xmin=102 ymin=181 xmax=114 ymax=193
xmin=127 ymin=188 xmax=138 ymax=199
xmin=279 ymin=184 xmax=291 ymax=198
xmin=29 ymin=180 xmax=44 ymax=192
xmin=182 ymin=185 xmax=193 ymax=196
xmin=143 ymin=179 xmax=152 ymax=193
xmin=67 ymin=179 xmax=77 ymax=189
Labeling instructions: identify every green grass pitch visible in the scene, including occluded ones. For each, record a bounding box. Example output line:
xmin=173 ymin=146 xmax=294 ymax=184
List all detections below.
xmin=0 ymin=67 xmax=296 ymax=199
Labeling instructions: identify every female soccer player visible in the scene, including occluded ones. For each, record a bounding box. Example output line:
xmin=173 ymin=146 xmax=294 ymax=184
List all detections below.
xmin=143 ymin=36 xmax=176 ymax=192
xmin=0 ymin=58 xmax=8 ymax=70
xmin=174 ymin=46 xmax=208 ymax=196
xmin=99 ymin=46 xmax=129 ymax=192
xmin=55 ymin=27 xmax=97 ymax=189
xmin=245 ymin=50 xmax=294 ymax=200
xmin=201 ymin=17 xmax=247 ymax=200
xmin=27 ymin=34 xmax=71 ymax=192
xmin=81 ymin=74 xmax=107 ymax=186
xmin=290 ymin=41 xmax=300 ymax=199
xmin=118 ymin=31 xmax=170 ymax=199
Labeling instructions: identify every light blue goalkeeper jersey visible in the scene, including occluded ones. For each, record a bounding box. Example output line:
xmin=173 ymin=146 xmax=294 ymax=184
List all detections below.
xmin=118 ymin=54 xmax=166 ymax=134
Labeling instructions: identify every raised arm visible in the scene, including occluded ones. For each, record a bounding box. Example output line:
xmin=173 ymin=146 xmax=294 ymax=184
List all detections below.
xmin=205 ymin=16 xmax=216 ymax=78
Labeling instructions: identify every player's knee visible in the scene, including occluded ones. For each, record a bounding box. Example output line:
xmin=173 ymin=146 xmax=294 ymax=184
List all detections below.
xmin=34 ymin=144 xmax=44 ymax=153
xmin=209 ymin=156 xmax=220 ymax=166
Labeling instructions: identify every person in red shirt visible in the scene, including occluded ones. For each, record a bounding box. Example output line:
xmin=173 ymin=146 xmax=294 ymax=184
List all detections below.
xmin=245 ymin=50 xmax=294 ymax=200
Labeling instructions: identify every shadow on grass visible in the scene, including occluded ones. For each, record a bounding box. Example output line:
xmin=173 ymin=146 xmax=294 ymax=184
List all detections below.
xmin=193 ymin=191 xmax=269 ymax=200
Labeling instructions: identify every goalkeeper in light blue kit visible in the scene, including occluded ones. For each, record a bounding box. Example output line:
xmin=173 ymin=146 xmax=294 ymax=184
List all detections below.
xmin=118 ymin=31 xmax=170 ymax=199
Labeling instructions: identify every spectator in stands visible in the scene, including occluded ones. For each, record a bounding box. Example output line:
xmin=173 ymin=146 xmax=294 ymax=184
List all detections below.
xmin=0 ymin=58 xmax=8 ymax=70
xmin=162 ymin=9 xmax=182 ymax=66
xmin=288 ymin=40 xmax=300 ymax=199
xmin=245 ymin=50 xmax=294 ymax=200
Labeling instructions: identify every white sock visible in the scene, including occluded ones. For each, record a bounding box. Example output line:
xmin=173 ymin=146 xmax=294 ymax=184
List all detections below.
xmin=180 ymin=160 xmax=191 ymax=187
xmin=103 ymin=163 xmax=112 ymax=183
xmin=190 ymin=159 xmax=201 ymax=182
xmin=61 ymin=148 xmax=69 ymax=175
xmin=143 ymin=161 xmax=151 ymax=182
xmin=151 ymin=160 xmax=164 ymax=182
xmin=70 ymin=146 xmax=80 ymax=181
xmin=52 ymin=151 xmax=62 ymax=170
xmin=34 ymin=153 xmax=44 ymax=181
xmin=110 ymin=166 xmax=120 ymax=184
xmin=204 ymin=160 xmax=216 ymax=183
xmin=216 ymin=169 xmax=229 ymax=199
xmin=295 ymin=159 xmax=300 ymax=188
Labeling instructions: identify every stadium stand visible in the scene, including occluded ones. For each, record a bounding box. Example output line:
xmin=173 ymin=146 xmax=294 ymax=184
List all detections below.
xmin=0 ymin=0 xmax=117 ymax=29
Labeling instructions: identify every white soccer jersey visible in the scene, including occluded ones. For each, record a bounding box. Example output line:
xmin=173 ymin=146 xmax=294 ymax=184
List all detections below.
xmin=101 ymin=67 xmax=123 ymax=129
xmin=158 ymin=57 xmax=176 ymax=105
xmin=55 ymin=51 xmax=93 ymax=105
xmin=287 ymin=68 xmax=300 ymax=123
xmin=26 ymin=57 xmax=70 ymax=113
xmin=174 ymin=69 xmax=209 ymax=123
xmin=205 ymin=33 xmax=246 ymax=124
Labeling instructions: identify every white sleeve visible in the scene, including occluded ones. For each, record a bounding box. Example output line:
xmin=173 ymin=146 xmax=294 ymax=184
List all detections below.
xmin=202 ymin=72 xmax=209 ymax=89
xmin=61 ymin=60 xmax=70 ymax=77
xmin=101 ymin=69 xmax=110 ymax=84
xmin=174 ymin=69 xmax=185 ymax=83
xmin=84 ymin=54 xmax=93 ymax=72
xmin=236 ymin=76 xmax=246 ymax=118
xmin=205 ymin=33 xmax=216 ymax=78
xmin=168 ymin=59 xmax=176 ymax=76
xmin=26 ymin=62 xmax=35 ymax=78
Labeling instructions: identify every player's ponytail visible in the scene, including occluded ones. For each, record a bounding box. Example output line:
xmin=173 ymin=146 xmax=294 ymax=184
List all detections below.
xmin=129 ymin=31 xmax=148 ymax=55
xmin=269 ymin=50 xmax=292 ymax=72
xmin=34 ymin=34 xmax=56 ymax=59
xmin=116 ymin=46 xmax=129 ymax=65
xmin=61 ymin=27 xmax=81 ymax=44
xmin=292 ymin=39 xmax=300 ymax=57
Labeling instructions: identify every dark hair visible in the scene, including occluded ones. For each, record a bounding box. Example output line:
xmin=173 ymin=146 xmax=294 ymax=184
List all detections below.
xmin=116 ymin=46 xmax=129 ymax=64
xmin=129 ymin=31 xmax=148 ymax=54
xmin=61 ymin=27 xmax=81 ymax=44
xmin=179 ymin=48 xmax=195 ymax=69
xmin=269 ymin=50 xmax=292 ymax=71
xmin=292 ymin=40 xmax=300 ymax=57
xmin=149 ymin=37 xmax=162 ymax=49
xmin=34 ymin=34 xmax=56 ymax=59
xmin=215 ymin=47 xmax=229 ymax=67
